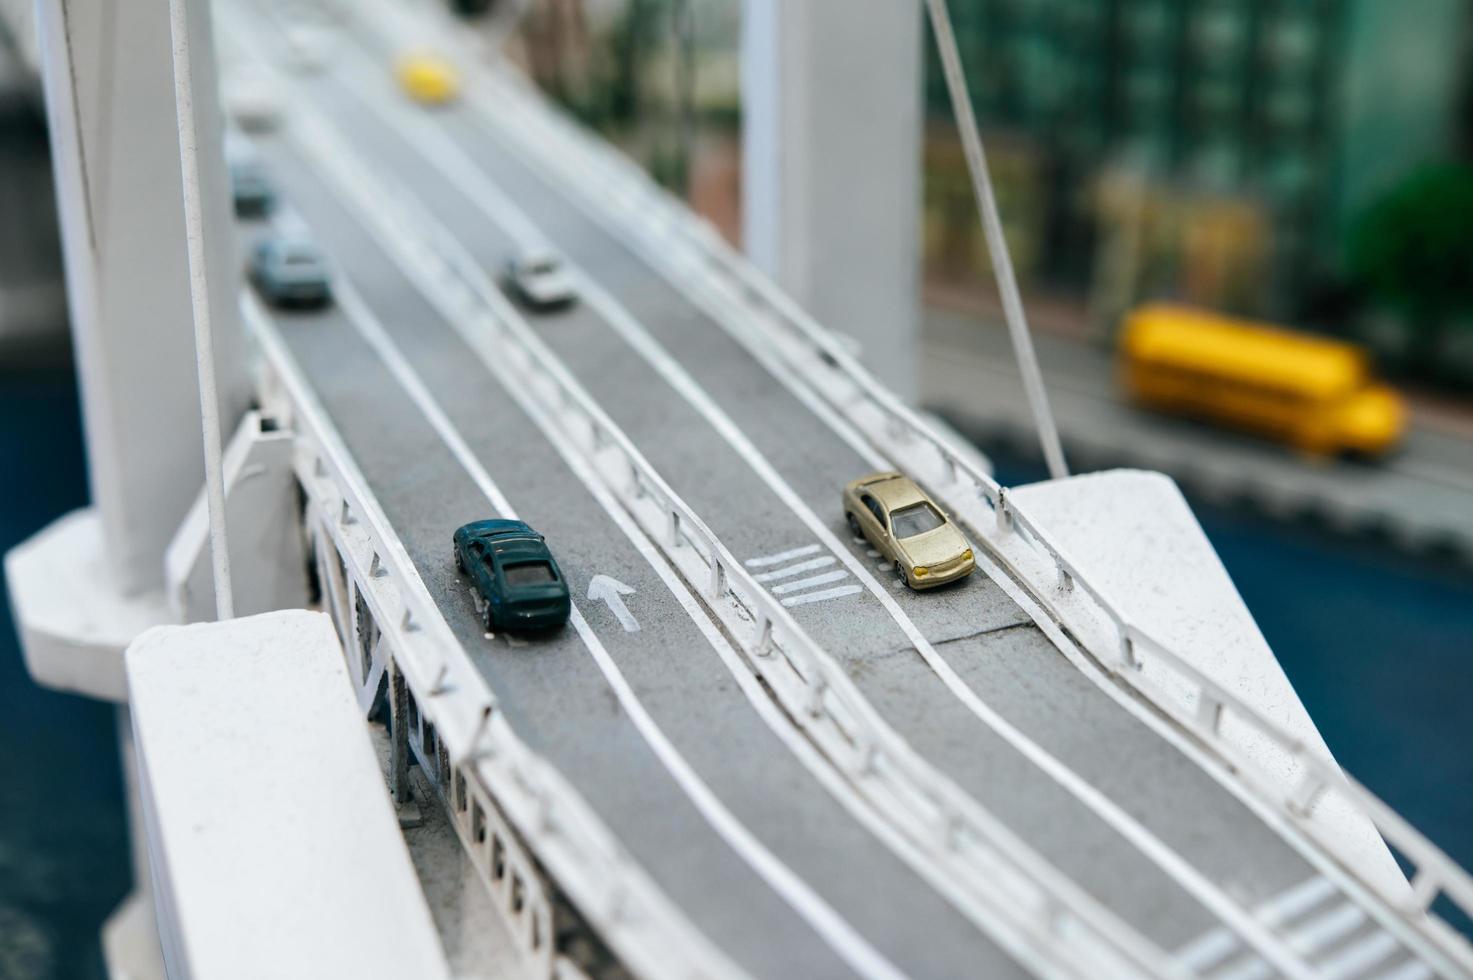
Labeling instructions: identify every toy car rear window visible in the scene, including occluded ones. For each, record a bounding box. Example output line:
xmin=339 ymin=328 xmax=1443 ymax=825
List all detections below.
xmin=503 ymin=561 xmax=556 ymax=586
xmin=891 ymin=502 xmax=945 ymax=539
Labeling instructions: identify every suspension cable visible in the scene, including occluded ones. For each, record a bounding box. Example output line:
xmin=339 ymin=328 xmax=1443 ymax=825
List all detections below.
xmin=923 ymin=0 xmax=1069 ymax=479
xmin=168 ymin=0 xmax=235 ymax=620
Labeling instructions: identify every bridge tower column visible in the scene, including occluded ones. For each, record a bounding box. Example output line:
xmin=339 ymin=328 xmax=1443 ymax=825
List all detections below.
xmin=33 ymin=0 xmax=249 ymax=599
xmin=6 ymin=5 xmax=252 ymax=976
xmin=740 ymin=0 xmax=923 ymax=401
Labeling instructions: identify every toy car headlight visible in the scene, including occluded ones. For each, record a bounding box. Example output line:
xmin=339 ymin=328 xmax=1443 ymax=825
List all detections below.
xmin=913 ymin=566 xmax=929 ymax=577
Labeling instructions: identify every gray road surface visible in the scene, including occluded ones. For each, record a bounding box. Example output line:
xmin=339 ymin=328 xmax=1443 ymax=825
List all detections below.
xmin=220 ymin=6 xmax=1450 ymax=978
xmin=243 ymin=138 xmax=1033 ymax=978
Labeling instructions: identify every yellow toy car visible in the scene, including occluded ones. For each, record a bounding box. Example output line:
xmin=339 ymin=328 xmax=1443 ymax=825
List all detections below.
xmin=395 ymin=53 xmax=460 ymax=105
xmin=843 ymin=472 xmax=974 ymax=589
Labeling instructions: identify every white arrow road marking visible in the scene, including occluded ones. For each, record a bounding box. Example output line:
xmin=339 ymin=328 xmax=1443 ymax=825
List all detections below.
xmin=587 ymin=574 xmax=640 ymax=632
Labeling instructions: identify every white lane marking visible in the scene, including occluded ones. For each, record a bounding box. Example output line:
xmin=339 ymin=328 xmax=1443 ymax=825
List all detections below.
xmin=1288 ymin=901 xmax=1364 ymax=956
xmin=753 ymin=555 xmax=835 ymax=582
xmin=425 ymin=110 xmax=1321 ymax=980
xmin=1174 ymin=875 xmax=1409 ymax=980
xmin=875 ymin=561 xmax=892 ymax=571
xmin=1373 ymin=961 xmax=1433 ymax=980
xmin=431 ymin=64 xmax=1403 ymax=975
xmin=1260 ymin=876 xmax=1336 ymax=927
xmin=323 ymin=257 xmax=905 ymax=980
xmin=452 ymin=69 xmax=899 ymax=484
xmin=306 ymin=36 xmax=1308 ymax=972
xmin=1214 ymin=955 xmax=1275 ymax=980
xmin=1319 ymin=931 xmax=1399 ymax=980
xmin=1176 ymin=925 xmax=1238 ymax=972
xmin=244 ymin=300 xmax=751 ymax=979
xmin=414 ymin=19 xmax=1473 ymax=980
xmin=782 ymin=585 xmax=865 ymax=608
xmin=744 ymin=543 xmax=821 ymax=568
xmin=770 ymin=570 xmax=850 ymax=596
xmin=866 ymin=549 xmax=881 ymax=558
xmin=586 ymin=574 xmax=639 ymax=633
xmin=332 ymin=278 xmax=516 ymax=514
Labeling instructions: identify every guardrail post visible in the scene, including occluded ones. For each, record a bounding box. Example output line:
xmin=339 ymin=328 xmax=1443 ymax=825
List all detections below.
xmin=855 ymin=739 xmax=877 ymax=777
xmin=387 ymin=657 xmax=412 ymax=805
xmin=667 ymin=510 xmax=681 ymax=549
xmin=467 ymin=705 xmax=497 ymax=762
xmin=944 ymin=811 xmax=964 ymax=852
xmin=754 ymin=612 xmax=774 ymax=658
xmin=1408 ymin=868 xmax=1440 ymax=913
xmin=995 ymin=490 xmax=1011 ymax=533
xmin=340 ymin=499 xmax=354 ymax=526
xmin=806 ymin=680 xmax=827 ymax=719
xmin=1288 ymin=771 xmax=1327 ymax=818
xmin=1120 ymin=630 xmax=1140 ymax=670
xmin=1196 ymin=692 xmax=1224 ymax=735
xmin=1057 ymin=565 xmax=1074 ymax=593
xmin=708 ymin=556 xmax=725 ymax=599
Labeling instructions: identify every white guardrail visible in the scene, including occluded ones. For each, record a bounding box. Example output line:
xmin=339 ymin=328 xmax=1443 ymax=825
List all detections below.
xmin=454 ymin=46 xmax=1473 ymax=976
xmin=248 ymin=3 xmax=1473 ymax=975
xmin=264 ymin=77 xmax=1185 ymax=977
xmin=247 ymin=304 xmax=747 ymax=980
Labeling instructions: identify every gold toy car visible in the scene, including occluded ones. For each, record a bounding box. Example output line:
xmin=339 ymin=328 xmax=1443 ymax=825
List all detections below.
xmin=842 ymin=472 xmax=974 ymax=589
xmin=395 ymin=52 xmax=460 ymax=105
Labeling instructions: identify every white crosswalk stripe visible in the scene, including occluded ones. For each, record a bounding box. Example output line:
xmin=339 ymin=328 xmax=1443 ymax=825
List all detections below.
xmin=753 ymin=555 xmax=836 ymax=582
xmin=746 ymin=544 xmax=860 ymax=607
xmin=743 ymin=544 xmax=821 ymax=568
xmin=1171 ymin=876 xmax=1421 ymax=979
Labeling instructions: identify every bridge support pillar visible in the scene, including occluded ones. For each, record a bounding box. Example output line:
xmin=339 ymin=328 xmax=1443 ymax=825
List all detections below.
xmin=741 ymin=0 xmax=923 ymax=400
xmin=33 ymin=0 xmax=249 ymax=598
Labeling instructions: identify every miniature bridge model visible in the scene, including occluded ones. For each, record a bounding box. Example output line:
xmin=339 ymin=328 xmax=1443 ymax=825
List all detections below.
xmin=14 ymin=0 xmax=1472 ymax=977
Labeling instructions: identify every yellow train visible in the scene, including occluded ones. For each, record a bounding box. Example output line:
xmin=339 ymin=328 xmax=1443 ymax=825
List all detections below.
xmin=1119 ymin=304 xmax=1406 ymax=456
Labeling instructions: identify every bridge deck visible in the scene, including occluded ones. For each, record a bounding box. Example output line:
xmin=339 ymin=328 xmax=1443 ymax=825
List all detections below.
xmin=217 ymin=2 xmax=1449 ymax=977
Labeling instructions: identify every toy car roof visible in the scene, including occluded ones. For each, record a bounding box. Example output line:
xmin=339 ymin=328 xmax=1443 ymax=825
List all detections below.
xmin=458 ymin=518 xmax=540 ymax=540
xmin=861 ymin=474 xmax=927 ymax=511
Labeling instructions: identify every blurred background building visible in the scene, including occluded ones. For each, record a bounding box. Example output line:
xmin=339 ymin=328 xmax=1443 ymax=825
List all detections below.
xmin=505 ymin=0 xmax=1473 ymax=387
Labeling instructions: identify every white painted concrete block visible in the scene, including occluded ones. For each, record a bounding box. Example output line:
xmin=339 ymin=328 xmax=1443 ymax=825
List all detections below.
xmin=1011 ymin=469 xmax=1409 ymax=896
xmin=5 ymin=508 xmax=175 ymax=702
xmin=165 ymin=411 xmax=309 ymax=624
xmin=126 ymin=610 xmax=449 ymax=980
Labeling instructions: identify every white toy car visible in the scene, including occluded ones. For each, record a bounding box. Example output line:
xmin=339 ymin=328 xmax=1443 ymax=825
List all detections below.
xmin=502 ymin=251 xmax=577 ymax=311
xmin=224 ymin=69 xmax=283 ymax=132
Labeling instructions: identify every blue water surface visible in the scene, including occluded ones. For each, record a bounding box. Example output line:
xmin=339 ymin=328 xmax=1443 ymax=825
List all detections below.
xmin=1 ymin=371 xmax=128 ymax=979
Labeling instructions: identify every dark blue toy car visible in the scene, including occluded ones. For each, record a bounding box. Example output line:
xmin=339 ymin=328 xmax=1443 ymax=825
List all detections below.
xmin=453 ymin=519 xmax=571 ymax=633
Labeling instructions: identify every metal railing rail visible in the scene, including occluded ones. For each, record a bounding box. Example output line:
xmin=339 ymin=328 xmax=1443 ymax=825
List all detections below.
xmin=267 ymin=80 xmax=1186 ymax=979
xmin=458 ymin=56 xmax=1473 ymax=975
xmin=246 ymin=297 xmax=746 ymax=980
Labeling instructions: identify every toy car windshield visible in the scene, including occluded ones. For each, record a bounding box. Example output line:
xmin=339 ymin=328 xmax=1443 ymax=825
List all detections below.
xmin=503 ymin=561 xmax=557 ymax=586
xmin=892 ymin=502 xmax=945 ymax=539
